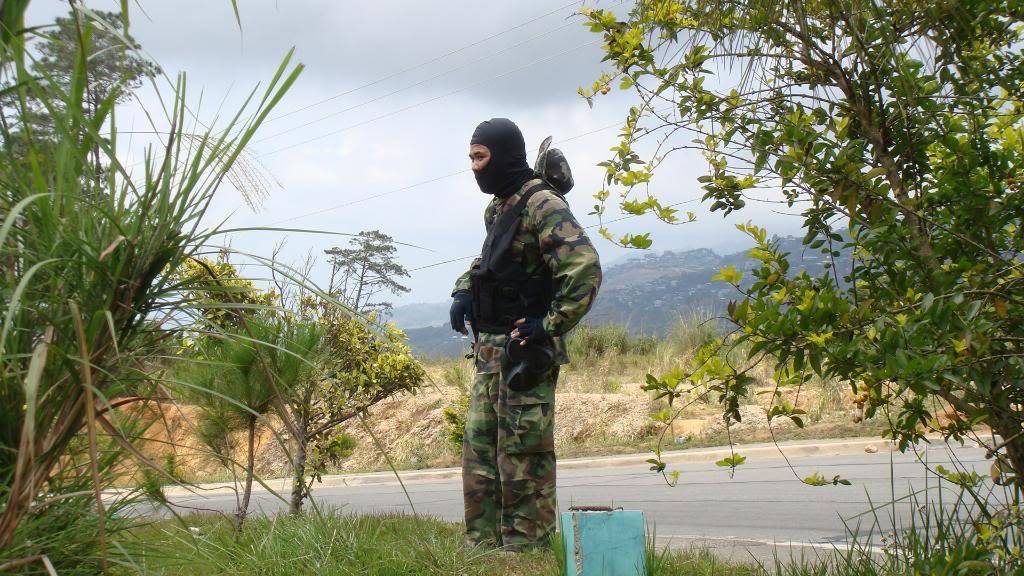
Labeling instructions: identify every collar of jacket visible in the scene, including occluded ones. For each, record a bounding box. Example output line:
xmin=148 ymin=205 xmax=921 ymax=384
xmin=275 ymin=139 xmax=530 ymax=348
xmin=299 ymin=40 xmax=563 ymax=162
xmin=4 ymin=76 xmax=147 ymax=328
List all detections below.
xmin=497 ymin=178 xmax=544 ymax=214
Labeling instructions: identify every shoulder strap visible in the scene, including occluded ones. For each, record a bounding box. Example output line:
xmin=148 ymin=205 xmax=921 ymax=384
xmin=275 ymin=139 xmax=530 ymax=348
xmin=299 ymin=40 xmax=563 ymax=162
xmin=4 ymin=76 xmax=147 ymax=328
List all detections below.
xmin=479 ymin=182 xmax=548 ymax=273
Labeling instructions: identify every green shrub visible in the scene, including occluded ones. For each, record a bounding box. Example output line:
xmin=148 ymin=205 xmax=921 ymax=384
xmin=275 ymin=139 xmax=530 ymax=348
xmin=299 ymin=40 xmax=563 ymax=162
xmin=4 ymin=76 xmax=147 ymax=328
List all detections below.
xmin=442 ymin=394 xmax=470 ymax=451
xmin=441 ymin=360 xmax=471 ymax=393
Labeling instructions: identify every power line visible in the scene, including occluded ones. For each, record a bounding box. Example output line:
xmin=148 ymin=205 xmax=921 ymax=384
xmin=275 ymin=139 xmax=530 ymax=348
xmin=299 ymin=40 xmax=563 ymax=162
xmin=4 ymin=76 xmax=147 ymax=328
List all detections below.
xmin=266 ymin=110 xmax=673 ymax=227
xmin=264 ymin=1 xmax=585 ymax=124
xmin=114 ymin=3 xmax=591 ymax=161
xmin=405 ymin=255 xmax=477 ymax=274
xmin=119 ymin=38 xmax=598 ymax=190
xmin=270 ymin=168 xmax=470 ymax=226
xmin=255 ymin=20 xmax=579 ymax=144
xmin=256 ymin=38 xmax=601 ymax=158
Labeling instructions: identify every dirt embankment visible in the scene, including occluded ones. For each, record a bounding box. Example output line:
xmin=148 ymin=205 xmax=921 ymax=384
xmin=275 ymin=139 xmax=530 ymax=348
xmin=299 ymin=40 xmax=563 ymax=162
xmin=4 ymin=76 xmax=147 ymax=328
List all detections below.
xmin=135 ymin=368 xmax=875 ymax=485
xmin=135 ymin=382 xmax=658 ymax=483
xmin=131 ymin=403 xmax=290 ymax=483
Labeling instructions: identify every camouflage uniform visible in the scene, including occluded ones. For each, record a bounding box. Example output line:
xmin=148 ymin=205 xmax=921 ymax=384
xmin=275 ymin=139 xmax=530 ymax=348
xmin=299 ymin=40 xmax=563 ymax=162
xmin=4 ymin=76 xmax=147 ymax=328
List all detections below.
xmin=453 ymin=177 xmax=601 ymax=549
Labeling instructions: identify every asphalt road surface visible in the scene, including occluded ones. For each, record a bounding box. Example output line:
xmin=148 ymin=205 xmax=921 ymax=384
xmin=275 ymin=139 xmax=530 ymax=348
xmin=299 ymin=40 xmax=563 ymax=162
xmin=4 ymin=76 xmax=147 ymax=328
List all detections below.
xmin=164 ymin=442 xmax=992 ymax=562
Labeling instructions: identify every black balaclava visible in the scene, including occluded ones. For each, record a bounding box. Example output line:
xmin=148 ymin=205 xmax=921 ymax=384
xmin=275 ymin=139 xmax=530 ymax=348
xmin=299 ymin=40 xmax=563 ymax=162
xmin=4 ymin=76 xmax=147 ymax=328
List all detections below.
xmin=470 ymin=118 xmax=536 ymax=198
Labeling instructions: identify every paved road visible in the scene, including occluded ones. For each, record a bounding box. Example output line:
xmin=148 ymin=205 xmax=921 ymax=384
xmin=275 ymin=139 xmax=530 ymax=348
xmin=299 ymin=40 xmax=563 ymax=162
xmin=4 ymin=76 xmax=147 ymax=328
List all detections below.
xmin=165 ymin=442 xmax=991 ymax=562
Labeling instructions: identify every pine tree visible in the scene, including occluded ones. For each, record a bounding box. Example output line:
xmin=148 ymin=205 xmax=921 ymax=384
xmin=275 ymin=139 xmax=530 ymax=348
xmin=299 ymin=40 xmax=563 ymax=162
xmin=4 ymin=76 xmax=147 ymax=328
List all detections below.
xmin=325 ymin=230 xmax=410 ymax=317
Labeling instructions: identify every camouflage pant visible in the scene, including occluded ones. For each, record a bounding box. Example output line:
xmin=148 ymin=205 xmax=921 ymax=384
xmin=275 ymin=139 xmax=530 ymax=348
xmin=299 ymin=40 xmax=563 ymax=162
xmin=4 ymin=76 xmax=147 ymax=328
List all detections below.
xmin=462 ymin=345 xmax=558 ymax=549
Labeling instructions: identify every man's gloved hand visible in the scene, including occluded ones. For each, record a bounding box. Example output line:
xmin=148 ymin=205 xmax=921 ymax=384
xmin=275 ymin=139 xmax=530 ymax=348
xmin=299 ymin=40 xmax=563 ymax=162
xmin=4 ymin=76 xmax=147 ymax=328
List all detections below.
xmin=449 ymin=291 xmax=473 ymax=335
xmin=511 ymin=317 xmax=549 ymax=345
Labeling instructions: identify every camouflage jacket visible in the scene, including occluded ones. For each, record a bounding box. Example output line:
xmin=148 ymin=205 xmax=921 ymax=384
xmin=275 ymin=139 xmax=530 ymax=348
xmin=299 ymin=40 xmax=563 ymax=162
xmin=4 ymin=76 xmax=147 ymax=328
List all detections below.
xmin=453 ymin=178 xmax=602 ymax=369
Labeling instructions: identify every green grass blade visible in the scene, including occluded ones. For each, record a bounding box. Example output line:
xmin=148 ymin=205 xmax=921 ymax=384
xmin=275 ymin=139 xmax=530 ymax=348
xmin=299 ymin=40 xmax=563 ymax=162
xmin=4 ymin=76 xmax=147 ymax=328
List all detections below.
xmin=20 ymin=327 xmax=53 ymax=472
xmin=0 ymin=192 xmax=50 ymax=249
xmin=0 ymin=258 xmax=61 ymax=357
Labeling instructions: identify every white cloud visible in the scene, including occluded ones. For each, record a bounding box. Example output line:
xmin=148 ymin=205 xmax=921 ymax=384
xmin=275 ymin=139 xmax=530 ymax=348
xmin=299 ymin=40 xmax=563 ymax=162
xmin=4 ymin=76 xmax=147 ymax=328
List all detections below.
xmin=26 ymin=0 xmax=804 ymax=305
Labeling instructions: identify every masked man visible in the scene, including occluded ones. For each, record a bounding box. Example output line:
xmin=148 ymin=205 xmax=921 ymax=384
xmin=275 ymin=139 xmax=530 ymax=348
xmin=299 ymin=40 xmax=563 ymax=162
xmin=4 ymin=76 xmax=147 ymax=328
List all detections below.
xmin=449 ymin=118 xmax=602 ymax=550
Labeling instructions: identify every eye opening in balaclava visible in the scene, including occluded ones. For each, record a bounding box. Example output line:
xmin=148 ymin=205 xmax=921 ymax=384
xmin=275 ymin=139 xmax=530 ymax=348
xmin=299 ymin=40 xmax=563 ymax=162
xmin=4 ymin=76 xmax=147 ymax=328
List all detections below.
xmin=470 ymin=118 xmax=536 ymax=198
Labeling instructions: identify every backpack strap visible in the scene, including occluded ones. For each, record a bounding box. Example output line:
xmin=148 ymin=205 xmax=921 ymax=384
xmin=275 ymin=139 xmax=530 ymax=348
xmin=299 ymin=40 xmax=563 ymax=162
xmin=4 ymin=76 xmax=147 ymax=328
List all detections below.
xmin=479 ymin=182 xmax=548 ymax=274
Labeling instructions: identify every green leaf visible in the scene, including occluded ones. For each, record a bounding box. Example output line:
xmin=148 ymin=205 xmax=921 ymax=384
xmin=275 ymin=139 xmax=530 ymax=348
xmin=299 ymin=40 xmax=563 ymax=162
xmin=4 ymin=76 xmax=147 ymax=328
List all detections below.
xmin=1 ymin=259 xmax=61 ymax=356
xmin=646 ymin=458 xmax=666 ymax=472
xmin=229 ymin=0 xmax=241 ymax=28
xmin=711 ymin=265 xmax=744 ymax=285
xmin=651 ymin=409 xmax=672 ymax=423
xmin=809 ymin=351 xmax=822 ymax=377
xmin=0 ymin=0 xmax=30 ymax=50
xmin=622 ymin=199 xmax=651 ymax=215
xmin=644 ymin=373 xmax=660 ymax=389
xmin=921 ymin=292 xmax=934 ymax=310
xmin=956 ymin=561 xmax=995 ymax=573
xmin=715 ymin=454 xmax=746 ymax=468
xmin=628 ymin=233 xmax=653 ymax=249
xmin=804 ymin=473 xmax=851 ymax=486
xmin=803 ymin=473 xmax=828 ymax=486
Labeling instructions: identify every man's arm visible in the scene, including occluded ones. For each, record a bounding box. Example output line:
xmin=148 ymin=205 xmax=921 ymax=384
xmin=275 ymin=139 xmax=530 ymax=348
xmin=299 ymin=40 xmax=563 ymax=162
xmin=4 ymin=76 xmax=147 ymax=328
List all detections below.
xmin=532 ymin=192 xmax=602 ymax=337
xmin=451 ymin=257 xmax=480 ymax=296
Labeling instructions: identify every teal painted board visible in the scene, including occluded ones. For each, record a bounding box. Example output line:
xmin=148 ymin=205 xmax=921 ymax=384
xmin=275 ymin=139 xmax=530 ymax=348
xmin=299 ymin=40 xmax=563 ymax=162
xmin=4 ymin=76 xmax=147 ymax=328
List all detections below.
xmin=561 ymin=510 xmax=646 ymax=576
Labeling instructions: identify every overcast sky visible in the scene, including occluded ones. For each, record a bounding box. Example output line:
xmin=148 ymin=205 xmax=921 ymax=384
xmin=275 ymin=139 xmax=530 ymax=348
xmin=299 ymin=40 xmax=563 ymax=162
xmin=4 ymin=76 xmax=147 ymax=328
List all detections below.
xmin=27 ymin=0 xmax=803 ymax=306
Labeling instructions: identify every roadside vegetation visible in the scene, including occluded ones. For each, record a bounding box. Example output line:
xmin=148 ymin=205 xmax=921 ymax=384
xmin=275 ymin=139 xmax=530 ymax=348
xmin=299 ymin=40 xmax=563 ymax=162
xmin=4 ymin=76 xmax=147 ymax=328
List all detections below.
xmin=125 ymin=512 xmax=759 ymax=576
xmin=0 ymin=2 xmax=306 ymax=571
xmin=143 ymin=314 xmax=885 ymax=483
xmin=428 ymin=315 xmax=887 ymax=469
xmin=579 ymin=0 xmax=1024 ymax=571
xmin=125 ymin=492 xmax=1023 ymax=576
xmin=2 ymin=0 xmax=1021 ymax=574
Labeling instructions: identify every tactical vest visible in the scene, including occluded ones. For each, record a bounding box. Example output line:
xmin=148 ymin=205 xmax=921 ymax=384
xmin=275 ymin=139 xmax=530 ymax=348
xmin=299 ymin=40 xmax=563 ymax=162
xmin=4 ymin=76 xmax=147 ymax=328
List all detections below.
xmin=470 ymin=182 xmax=556 ymax=334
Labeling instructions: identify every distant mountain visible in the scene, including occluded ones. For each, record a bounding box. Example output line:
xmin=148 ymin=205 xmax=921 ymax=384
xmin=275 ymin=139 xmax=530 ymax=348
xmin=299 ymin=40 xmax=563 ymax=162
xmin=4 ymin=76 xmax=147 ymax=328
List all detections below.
xmin=400 ymin=236 xmax=851 ymax=357
xmin=585 ymin=236 xmax=850 ymax=334
xmin=389 ymin=301 xmax=450 ymax=330
xmin=402 ymin=325 xmax=473 ymax=359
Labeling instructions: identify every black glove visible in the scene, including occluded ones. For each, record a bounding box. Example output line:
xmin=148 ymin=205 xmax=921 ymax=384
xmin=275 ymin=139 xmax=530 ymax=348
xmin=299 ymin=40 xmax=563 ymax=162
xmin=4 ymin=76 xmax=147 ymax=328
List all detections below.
xmin=449 ymin=291 xmax=473 ymax=334
xmin=512 ymin=317 xmax=549 ymax=343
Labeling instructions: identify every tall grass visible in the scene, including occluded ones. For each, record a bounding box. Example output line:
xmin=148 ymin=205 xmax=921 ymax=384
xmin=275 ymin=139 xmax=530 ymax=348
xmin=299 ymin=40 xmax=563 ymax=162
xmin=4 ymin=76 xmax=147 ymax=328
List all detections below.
xmin=440 ymin=359 xmax=471 ymax=392
xmin=566 ymin=314 xmax=719 ymax=363
xmin=661 ymin=312 xmax=720 ymax=354
xmin=761 ymin=480 xmax=1023 ymax=575
xmin=127 ymin=512 xmax=766 ymax=576
xmin=810 ymin=379 xmax=847 ymax=423
xmin=129 ymin=512 xmax=557 ymax=576
xmin=0 ymin=4 xmax=301 ymax=571
xmin=567 ymin=324 xmax=659 ymax=360
xmin=558 ymin=315 xmax=719 ymax=396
